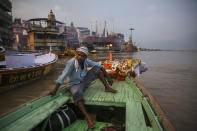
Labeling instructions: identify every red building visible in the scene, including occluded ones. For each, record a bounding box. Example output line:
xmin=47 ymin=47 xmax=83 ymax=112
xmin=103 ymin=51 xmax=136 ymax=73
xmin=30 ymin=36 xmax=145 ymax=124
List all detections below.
xmin=83 ymin=34 xmax=124 ymax=51
xmin=12 ymin=18 xmax=29 ymax=50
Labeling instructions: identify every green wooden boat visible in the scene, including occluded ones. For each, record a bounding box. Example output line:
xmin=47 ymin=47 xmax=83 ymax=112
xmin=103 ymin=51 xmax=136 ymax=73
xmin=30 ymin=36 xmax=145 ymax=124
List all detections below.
xmin=0 ymin=77 xmax=175 ymax=131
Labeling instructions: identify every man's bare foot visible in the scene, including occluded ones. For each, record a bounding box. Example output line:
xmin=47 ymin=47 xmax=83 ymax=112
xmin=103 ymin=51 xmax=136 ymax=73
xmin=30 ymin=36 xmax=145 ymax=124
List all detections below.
xmin=86 ymin=116 xmax=95 ymax=129
xmin=105 ymin=87 xmax=117 ymax=93
xmin=107 ymin=78 xmax=113 ymax=86
xmin=48 ymin=90 xmax=57 ymax=96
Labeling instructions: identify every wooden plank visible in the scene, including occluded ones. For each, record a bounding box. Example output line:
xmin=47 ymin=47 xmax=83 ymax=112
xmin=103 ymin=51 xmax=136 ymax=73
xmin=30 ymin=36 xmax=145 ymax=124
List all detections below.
xmin=84 ymin=79 xmax=135 ymax=104
xmin=85 ymin=100 xmax=125 ymax=107
xmin=147 ymin=127 xmax=154 ymax=131
xmin=63 ymin=120 xmax=113 ymax=131
xmin=0 ymin=95 xmax=70 ymax=131
xmin=126 ymin=101 xmax=147 ymax=131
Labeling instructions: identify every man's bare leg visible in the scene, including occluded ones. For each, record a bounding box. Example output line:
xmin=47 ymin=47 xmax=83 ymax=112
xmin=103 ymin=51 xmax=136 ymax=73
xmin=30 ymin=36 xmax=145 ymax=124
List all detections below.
xmin=100 ymin=67 xmax=113 ymax=85
xmin=77 ymin=100 xmax=94 ymax=128
xmin=98 ymin=69 xmax=117 ymax=93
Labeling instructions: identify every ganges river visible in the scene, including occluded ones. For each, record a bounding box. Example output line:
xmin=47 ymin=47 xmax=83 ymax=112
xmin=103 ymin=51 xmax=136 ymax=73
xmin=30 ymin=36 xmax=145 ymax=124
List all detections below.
xmin=0 ymin=50 xmax=197 ymax=131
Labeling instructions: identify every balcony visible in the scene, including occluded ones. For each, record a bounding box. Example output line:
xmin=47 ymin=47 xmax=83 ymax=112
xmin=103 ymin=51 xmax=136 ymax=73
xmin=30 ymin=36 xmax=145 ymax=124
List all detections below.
xmin=28 ymin=27 xmax=59 ymax=33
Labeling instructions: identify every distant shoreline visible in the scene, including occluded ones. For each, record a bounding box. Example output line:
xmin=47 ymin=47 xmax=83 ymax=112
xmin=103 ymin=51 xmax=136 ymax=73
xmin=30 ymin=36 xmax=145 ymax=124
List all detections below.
xmin=139 ymin=49 xmax=197 ymax=52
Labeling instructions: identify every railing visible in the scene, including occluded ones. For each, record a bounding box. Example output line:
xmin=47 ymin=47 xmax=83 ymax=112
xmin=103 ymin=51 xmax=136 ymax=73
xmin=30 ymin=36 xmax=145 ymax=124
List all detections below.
xmin=28 ymin=27 xmax=59 ymax=32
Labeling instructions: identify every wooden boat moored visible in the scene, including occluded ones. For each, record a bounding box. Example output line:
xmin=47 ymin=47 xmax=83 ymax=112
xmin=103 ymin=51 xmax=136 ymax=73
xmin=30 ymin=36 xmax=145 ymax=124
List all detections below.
xmin=0 ymin=52 xmax=58 ymax=93
xmin=66 ymin=48 xmax=76 ymax=56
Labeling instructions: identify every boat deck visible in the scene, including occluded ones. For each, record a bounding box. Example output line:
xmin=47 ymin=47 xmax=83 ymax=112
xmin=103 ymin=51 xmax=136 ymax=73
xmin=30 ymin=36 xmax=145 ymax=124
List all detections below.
xmin=81 ymin=79 xmax=150 ymax=131
xmin=0 ymin=77 xmax=163 ymax=131
xmin=63 ymin=120 xmax=113 ymax=131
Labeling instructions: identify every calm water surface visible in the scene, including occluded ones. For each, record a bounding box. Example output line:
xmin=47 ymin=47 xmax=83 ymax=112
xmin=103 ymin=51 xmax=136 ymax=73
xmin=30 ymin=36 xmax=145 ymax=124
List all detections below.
xmin=1 ymin=51 xmax=197 ymax=131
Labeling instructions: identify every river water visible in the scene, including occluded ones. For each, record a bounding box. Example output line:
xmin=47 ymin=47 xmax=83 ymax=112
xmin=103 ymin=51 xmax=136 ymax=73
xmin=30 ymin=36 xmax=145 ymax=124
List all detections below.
xmin=1 ymin=50 xmax=197 ymax=131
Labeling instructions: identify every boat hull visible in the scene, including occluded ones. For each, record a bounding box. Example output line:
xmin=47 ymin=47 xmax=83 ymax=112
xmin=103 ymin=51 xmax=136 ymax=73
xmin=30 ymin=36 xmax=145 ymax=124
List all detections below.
xmin=0 ymin=57 xmax=57 ymax=93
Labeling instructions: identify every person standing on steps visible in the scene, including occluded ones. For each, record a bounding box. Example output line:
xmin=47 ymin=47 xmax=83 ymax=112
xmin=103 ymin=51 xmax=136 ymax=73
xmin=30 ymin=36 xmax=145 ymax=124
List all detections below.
xmin=49 ymin=46 xmax=117 ymax=129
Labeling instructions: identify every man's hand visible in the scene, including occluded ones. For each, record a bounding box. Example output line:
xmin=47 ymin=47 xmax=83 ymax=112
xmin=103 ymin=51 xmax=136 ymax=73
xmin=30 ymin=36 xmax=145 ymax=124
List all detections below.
xmin=48 ymin=83 xmax=60 ymax=96
xmin=48 ymin=89 xmax=57 ymax=96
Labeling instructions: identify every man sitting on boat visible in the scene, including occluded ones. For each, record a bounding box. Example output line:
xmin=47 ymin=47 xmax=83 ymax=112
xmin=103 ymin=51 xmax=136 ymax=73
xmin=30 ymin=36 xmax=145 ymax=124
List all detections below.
xmin=49 ymin=46 xmax=117 ymax=129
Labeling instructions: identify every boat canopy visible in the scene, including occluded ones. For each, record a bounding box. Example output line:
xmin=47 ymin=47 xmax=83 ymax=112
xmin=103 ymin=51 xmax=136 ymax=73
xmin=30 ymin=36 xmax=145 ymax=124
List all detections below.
xmin=3 ymin=53 xmax=56 ymax=69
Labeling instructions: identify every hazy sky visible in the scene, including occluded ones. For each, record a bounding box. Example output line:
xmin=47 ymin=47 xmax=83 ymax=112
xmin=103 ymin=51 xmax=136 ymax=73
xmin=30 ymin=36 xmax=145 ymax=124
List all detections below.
xmin=12 ymin=0 xmax=197 ymax=50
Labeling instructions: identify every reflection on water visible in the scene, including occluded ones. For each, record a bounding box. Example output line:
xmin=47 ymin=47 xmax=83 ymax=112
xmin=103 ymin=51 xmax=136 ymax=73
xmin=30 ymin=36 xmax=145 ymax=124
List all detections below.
xmin=1 ymin=51 xmax=197 ymax=131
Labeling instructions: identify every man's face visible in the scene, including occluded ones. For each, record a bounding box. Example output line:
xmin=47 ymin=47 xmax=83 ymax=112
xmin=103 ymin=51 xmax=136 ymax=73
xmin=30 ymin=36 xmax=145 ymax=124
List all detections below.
xmin=76 ymin=51 xmax=87 ymax=63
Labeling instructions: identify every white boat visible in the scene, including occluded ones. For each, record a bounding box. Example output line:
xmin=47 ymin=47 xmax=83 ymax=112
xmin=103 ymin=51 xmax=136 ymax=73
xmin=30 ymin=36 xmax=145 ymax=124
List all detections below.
xmin=0 ymin=52 xmax=58 ymax=93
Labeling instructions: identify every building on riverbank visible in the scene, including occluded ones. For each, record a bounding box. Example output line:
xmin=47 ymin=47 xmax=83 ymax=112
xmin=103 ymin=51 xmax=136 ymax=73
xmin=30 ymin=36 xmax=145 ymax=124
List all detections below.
xmin=76 ymin=27 xmax=90 ymax=44
xmin=65 ymin=22 xmax=79 ymax=49
xmin=122 ymin=28 xmax=138 ymax=52
xmin=82 ymin=21 xmax=125 ymax=51
xmin=0 ymin=0 xmax=13 ymax=48
xmin=27 ymin=10 xmax=66 ymax=51
xmin=12 ymin=18 xmax=30 ymax=50
xmin=82 ymin=32 xmax=125 ymax=51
